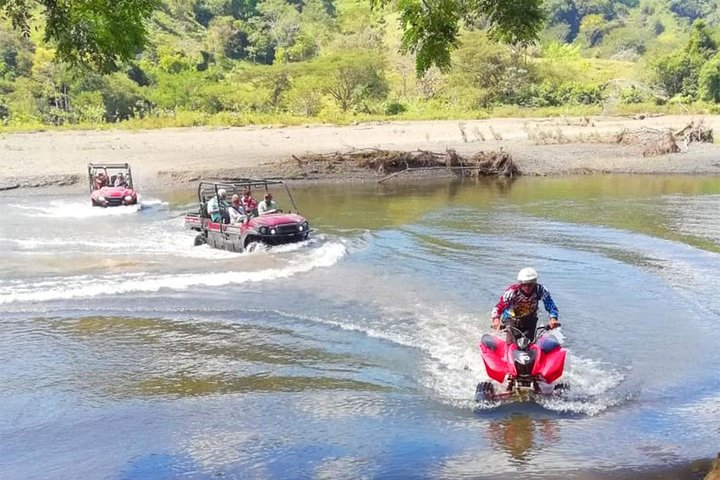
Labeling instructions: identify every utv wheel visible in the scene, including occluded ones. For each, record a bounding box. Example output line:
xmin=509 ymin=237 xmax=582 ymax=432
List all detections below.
xmin=244 ymin=236 xmax=261 ymax=252
xmin=475 ymin=381 xmax=495 ymax=402
xmin=194 ymin=234 xmax=206 ymax=246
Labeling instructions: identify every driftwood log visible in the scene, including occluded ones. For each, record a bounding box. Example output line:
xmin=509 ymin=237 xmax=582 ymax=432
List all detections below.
xmin=291 ymin=148 xmax=520 ymax=181
xmin=615 ymin=119 xmax=713 ymax=156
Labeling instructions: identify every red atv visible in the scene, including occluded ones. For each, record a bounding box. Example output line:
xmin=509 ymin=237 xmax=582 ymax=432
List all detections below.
xmin=88 ymin=163 xmax=138 ymax=207
xmin=476 ymin=321 xmax=567 ymax=402
xmin=184 ymin=180 xmax=311 ymax=253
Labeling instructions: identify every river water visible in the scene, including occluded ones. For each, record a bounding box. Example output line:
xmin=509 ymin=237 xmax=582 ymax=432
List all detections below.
xmin=1 ymin=175 xmax=719 ymax=479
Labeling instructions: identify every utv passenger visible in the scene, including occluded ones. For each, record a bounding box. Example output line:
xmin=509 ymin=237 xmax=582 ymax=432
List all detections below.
xmin=258 ymin=192 xmax=281 ymax=215
xmin=94 ymin=172 xmax=108 ymax=190
xmin=114 ymin=172 xmax=129 ymax=188
xmin=229 ymin=194 xmax=246 ymax=223
xmin=207 ymin=188 xmax=230 ymax=223
xmin=241 ymin=189 xmax=258 ymax=215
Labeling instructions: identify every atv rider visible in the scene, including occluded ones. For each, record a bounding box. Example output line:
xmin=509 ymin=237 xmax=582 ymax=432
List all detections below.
xmin=491 ymin=267 xmax=559 ymax=341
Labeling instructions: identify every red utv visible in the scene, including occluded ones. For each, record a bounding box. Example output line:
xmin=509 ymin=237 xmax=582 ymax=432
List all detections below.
xmin=88 ymin=163 xmax=138 ymax=207
xmin=185 ymin=180 xmax=311 ymax=252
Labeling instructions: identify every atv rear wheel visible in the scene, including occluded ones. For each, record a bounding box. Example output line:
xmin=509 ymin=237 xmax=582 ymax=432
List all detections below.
xmin=194 ymin=234 xmax=207 ymax=246
xmin=475 ymin=381 xmax=495 ymax=402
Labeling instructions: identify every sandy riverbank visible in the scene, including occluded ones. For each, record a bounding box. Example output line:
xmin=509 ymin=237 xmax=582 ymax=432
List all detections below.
xmin=1 ymin=114 xmax=720 ymax=190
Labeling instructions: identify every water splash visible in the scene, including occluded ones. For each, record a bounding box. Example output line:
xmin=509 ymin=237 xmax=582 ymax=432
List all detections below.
xmin=11 ymin=200 xmax=142 ymax=218
xmin=0 ymin=242 xmax=347 ymax=304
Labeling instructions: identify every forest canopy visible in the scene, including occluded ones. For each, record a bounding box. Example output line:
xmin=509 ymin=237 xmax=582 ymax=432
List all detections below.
xmin=1 ymin=0 xmax=719 ymax=128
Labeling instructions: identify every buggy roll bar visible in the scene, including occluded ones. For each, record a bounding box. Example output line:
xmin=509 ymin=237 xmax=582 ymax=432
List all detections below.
xmin=196 ymin=179 xmax=300 ymax=213
xmin=88 ymin=163 xmax=134 ymax=192
xmin=88 ymin=163 xmax=132 ymax=169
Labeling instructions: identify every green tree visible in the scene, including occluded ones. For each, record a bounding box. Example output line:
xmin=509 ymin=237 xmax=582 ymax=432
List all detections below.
xmin=255 ymin=0 xmax=301 ymax=63
xmin=698 ymin=53 xmax=720 ymax=102
xmin=0 ymin=28 xmax=34 ymax=79
xmin=653 ymin=52 xmax=694 ymax=98
xmin=370 ymin=0 xmax=544 ymax=74
xmin=322 ymin=53 xmax=387 ymax=111
xmin=206 ymin=16 xmax=250 ymax=60
xmin=669 ymin=0 xmax=715 ymax=23
xmin=686 ymin=20 xmax=718 ymax=59
xmin=1 ymin=0 xmax=157 ymax=72
xmin=651 ymin=21 xmax=719 ymax=100
xmin=579 ymin=13 xmax=605 ymax=47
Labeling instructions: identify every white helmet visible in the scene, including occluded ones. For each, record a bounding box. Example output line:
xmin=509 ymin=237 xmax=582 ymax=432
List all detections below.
xmin=517 ymin=267 xmax=538 ymax=284
xmin=218 ymin=188 xmax=227 ymax=198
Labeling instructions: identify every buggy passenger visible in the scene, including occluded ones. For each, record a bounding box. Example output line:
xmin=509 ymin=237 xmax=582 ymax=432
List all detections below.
xmin=207 ymin=188 xmax=230 ymax=223
xmin=241 ymin=189 xmax=258 ymax=216
xmin=114 ymin=172 xmax=129 ymax=188
xmin=94 ymin=172 xmax=108 ymax=190
xmin=258 ymin=192 xmax=281 ymax=215
xmin=229 ymin=194 xmax=246 ymax=223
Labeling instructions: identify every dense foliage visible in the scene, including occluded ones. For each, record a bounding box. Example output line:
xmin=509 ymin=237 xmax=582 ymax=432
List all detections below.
xmin=0 ymin=0 xmax=719 ymax=129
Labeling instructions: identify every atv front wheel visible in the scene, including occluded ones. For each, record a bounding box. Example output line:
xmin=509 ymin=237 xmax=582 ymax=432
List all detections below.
xmin=475 ymin=381 xmax=495 ymax=402
xmin=553 ymin=382 xmax=570 ymax=394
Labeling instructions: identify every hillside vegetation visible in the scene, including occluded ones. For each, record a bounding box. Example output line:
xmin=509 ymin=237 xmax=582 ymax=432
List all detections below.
xmin=1 ymin=0 xmax=719 ymax=130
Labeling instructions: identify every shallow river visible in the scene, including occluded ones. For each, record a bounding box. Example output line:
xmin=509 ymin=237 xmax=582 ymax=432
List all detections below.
xmin=1 ymin=175 xmax=719 ymax=479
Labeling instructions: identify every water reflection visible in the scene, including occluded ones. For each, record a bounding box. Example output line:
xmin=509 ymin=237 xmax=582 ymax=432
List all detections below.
xmin=164 ymin=175 xmax=720 ymax=252
xmin=43 ymin=315 xmax=396 ymax=399
xmin=486 ymin=413 xmax=561 ymax=465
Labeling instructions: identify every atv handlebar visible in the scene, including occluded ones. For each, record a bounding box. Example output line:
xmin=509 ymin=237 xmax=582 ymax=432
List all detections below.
xmin=499 ymin=322 xmax=561 ymax=341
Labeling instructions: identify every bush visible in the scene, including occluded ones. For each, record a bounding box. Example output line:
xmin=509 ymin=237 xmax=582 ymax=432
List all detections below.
xmin=100 ymin=73 xmax=151 ymax=122
xmin=620 ymin=86 xmax=645 ymax=104
xmin=385 ymin=101 xmax=407 ymax=115
xmin=0 ymin=100 xmax=9 ymax=122
xmin=512 ymin=81 xmax=604 ymax=107
xmin=286 ymin=81 xmax=323 ymax=116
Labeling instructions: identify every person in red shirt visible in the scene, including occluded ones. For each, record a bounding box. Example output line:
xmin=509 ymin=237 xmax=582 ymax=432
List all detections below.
xmin=240 ymin=189 xmax=258 ymax=215
xmin=94 ymin=172 xmax=108 ymax=190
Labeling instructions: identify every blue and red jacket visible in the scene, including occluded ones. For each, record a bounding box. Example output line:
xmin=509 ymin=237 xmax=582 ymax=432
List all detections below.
xmin=492 ymin=283 xmax=559 ymax=320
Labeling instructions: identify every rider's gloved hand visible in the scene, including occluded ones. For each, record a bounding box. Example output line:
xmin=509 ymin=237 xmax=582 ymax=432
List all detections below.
xmin=548 ymin=317 xmax=559 ymax=329
xmin=491 ymin=317 xmax=500 ymax=330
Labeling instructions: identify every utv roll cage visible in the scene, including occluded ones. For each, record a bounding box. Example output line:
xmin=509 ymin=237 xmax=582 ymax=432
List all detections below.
xmin=196 ymin=179 xmax=299 ymax=218
xmin=88 ymin=163 xmax=134 ymax=191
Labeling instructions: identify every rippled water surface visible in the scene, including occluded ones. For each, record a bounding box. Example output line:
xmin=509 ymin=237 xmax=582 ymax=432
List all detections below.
xmin=1 ymin=175 xmax=719 ymax=479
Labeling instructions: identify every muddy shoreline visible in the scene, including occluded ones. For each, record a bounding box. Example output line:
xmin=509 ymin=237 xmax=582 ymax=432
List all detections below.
xmin=2 ymin=115 xmax=720 ymax=192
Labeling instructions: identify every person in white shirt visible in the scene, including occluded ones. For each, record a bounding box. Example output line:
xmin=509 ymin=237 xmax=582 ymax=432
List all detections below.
xmin=228 ymin=194 xmax=246 ymax=223
xmin=114 ymin=172 xmax=129 ymax=188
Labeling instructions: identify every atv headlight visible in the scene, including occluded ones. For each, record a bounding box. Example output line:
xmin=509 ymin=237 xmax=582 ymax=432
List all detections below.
xmin=124 ymin=195 xmax=132 ymax=202
xmin=270 ymin=228 xmax=277 ymax=235
xmin=259 ymin=227 xmax=268 ymax=234
xmin=298 ymin=225 xmax=304 ymax=232
xmin=98 ymin=195 xmax=106 ymax=202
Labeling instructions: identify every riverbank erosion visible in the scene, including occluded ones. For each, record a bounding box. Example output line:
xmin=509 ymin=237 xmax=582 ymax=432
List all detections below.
xmin=1 ymin=115 xmax=720 ymax=191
